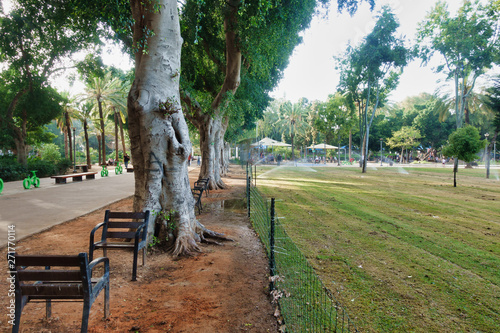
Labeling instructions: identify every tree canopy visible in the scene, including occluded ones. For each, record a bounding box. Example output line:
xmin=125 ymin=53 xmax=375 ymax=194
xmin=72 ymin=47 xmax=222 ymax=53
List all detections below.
xmin=337 ymin=6 xmax=410 ymax=172
xmin=416 ymin=0 xmax=500 ymax=129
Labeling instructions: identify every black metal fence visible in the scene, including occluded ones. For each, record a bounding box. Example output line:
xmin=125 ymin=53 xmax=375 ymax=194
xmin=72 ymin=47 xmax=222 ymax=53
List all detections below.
xmin=246 ymin=164 xmax=358 ymax=333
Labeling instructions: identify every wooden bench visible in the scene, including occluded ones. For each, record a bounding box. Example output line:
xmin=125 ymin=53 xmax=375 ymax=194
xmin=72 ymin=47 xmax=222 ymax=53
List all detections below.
xmin=89 ymin=210 xmax=150 ymax=281
xmin=51 ymin=172 xmax=98 ymax=184
xmin=76 ymin=164 xmax=89 ymax=172
xmin=9 ymin=252 xmax=109 ymax=333
xmin=192 ymin=186 xmax=204 ymax=214
xmin=194 ymin=177 xmax=210 ymax=197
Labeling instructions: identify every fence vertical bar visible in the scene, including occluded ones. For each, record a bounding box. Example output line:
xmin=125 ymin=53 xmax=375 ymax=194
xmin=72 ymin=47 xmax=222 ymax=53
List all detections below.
xmin=247 ymin=176 xmax=251 ymax=218
xmin=254 ymin=164 xmax=257 ymax=187
xmin=269 ymin=198 xmax=276 ymax=291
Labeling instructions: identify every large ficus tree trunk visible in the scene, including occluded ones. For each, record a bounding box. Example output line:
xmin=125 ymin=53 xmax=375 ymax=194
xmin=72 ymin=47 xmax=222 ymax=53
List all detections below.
xmin=183 ymin=2 xmax=241 ymax=190
xmin=128 ymin=0 xmax=216 ymax=256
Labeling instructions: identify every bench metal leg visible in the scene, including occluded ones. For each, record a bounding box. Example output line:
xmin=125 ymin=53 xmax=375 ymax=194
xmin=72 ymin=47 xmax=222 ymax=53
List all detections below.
xmin=81 ymin=299 xmax=90 ymax=333
xmin=46 ymin=299 xmax=52 ymax=319
xmin=104 ymin=284 xmax=110 ymax=318
xmin=132 ymin=245 xmax=139 ymax=281
xmin=142 ymin=247 xmax=146 ymax=266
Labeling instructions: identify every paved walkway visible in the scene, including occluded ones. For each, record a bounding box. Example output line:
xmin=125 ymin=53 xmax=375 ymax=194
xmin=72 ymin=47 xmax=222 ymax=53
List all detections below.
xmin=0 ymin=165 xmax=199 ymax=248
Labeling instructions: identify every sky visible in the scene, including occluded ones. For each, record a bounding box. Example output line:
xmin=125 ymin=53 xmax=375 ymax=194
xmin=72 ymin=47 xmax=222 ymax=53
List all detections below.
xmin=270 ymin=0 xmax=464 ymax=103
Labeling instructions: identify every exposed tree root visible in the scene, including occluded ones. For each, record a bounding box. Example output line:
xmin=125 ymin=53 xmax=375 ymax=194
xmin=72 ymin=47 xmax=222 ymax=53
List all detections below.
xmin=197 ymin=220 xmax=234 ymax=242
xmin=201 ymin=238 xmax=223 ymax=246
xmin=171 ymin=221 xmax=233 ymax=257
xmin=172 ymin=234 xmax=201 ymax=257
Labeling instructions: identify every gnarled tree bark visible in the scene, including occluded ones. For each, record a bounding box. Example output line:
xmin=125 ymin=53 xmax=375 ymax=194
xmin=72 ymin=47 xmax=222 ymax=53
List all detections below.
xmin=128 ymin=0 xmax=221 ymax=256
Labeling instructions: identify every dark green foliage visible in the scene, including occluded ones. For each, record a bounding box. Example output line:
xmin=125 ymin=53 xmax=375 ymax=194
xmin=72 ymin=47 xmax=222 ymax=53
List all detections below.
xmin=0 ymin=155 xmax=71 ymax=181
xmin=486 ymin=77 xmax=500 ymax=133
xmin=442 ymin=125 xmax=485 ymax=163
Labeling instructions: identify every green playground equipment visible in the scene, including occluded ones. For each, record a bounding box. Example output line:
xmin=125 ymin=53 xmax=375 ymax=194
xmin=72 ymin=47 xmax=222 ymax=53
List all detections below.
xmin=23 ymin=171 xmax=40 ymax=189
xmin=115 ymin=162 xmax=123 ymax=175
xmin=0 ymin=178 xmax=4 ymax=194
xmin=101 ymin=165 xmax=109 ymax=177
xmin=342 ymin=158 xmax=355 ymax=165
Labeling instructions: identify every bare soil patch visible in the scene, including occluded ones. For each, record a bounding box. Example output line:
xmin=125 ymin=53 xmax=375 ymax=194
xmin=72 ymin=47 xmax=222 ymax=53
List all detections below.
xmin=0 ymin=167 xmax=278 ymax=332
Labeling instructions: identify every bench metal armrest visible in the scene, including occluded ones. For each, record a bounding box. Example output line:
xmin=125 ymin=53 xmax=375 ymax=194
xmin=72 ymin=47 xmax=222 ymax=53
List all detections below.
xmin=89 ymin=222 xmax=106 ymax=260
xmin=88 ymin=257 xmax=110 ymax=302
xmin=135 ymin=223 xmax=148 ymax=246
xmin=88 ymin=256 xmax=109 ymax=272
xmin=90 ymin=222 xmax=106 ymax=242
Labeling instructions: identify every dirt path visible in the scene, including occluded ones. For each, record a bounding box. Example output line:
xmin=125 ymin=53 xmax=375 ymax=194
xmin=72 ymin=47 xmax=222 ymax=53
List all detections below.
xmin=0 ymin=167 xmax=278 ymax=332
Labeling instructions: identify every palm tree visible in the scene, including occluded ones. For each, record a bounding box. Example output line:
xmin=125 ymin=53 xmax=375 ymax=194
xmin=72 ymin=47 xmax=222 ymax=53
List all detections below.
xmin=73 ymin=101 xmax=94 ymax=168
xmin=82 ymin=72 xmax=125 ymax=165
xmin=57 ymin=92 xmax=78 ymax=162
xmin=434 ymin=82 xmax=493 ymax=126
xmin=105 ymin=92 xmax=128 ymax=162
xmin=276 ymin=101 xmax=307 ymax=161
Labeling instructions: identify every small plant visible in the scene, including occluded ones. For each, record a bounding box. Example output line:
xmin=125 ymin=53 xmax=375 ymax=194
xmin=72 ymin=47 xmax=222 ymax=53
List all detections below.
xmin=150 ymin=209 xmax=177 ymax=246
xmin=148 ymin=236 xmax=161 ymax=248
xmin=158 ymin=97 xmax=180 ymax=117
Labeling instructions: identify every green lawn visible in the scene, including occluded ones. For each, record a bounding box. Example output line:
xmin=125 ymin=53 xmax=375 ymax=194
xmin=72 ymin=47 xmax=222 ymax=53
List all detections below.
xmin=256 ymin=165 xmax=500 ymax=333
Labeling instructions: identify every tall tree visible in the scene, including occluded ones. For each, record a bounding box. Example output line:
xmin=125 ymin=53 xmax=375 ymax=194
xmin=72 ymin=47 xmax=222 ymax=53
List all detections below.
xmin=60 ymin=92 xmax=78 ymax=163
xmin=73 ymin=101 xmax=95 ymax=168
xmin=180 ymin=0 xmax=321 ymax=189
xmin=82 ymin=72 xmax=124 ymax=165
xmin=338 ymin=6 xmax=409 ymax=172
xmin=417 ymin=0 xmax=500 ymax=129
xmin=17 ymin=0 xmax=372 ymax=254
xmin=0 ymin=1 xmax=101 ymax=164
xmin=316 ymin=93 xmax=357 ymax=161
xmin=276 ymin=101 xmax=308 ymax=161
xmin=485 ymin=76 xmax=500 ymax=177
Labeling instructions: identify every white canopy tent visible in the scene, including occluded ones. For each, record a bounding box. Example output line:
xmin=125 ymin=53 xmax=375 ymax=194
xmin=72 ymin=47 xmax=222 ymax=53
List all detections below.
xmin=307 ymin=143 xmax=338 ymax=150
xmin=306 ymin=143 xmax=338 ymax=163
xmin=251 ymin=137 xmax=291 ymax=148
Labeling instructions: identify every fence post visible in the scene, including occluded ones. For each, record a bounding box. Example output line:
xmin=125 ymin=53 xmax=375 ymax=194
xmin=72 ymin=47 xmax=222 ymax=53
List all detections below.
xmin=269 ymin=198 xmax=276 ymax=291
xmin=254 ymin=164 xmax=257 ymax=187
xmin=247 ymin=176 xmax=251 ymax=218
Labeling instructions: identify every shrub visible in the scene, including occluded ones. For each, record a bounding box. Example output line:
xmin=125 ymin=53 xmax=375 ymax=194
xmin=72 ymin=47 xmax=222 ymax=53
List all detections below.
xmin=0 ymin=155 xmax=73 ymax=181
xmin=0 ymin=156 xmax=27 ymax=181
xmin=39 ymin=143 xmax=62 ymax=162
xmin=55 ymin=158 xmax=72 ymax=174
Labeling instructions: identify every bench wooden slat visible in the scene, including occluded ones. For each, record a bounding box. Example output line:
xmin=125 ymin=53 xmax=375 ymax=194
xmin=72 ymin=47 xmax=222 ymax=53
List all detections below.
xmin=105 ymin=231 xmax=136 ymax=239
xmin=107 ymin=221 xmax=144 ymax=228
xmin=107 ymin=212 xmax=148 ymax=219
xmin=18 ymin=270 xmax=82 ymax=281
xmin=94 ymin=242 xmax=135 ymax=249
xmin=20 ymin=284 xmax=85 ymax=297
xmin=15 ymin=255 xmax=83 ymax=267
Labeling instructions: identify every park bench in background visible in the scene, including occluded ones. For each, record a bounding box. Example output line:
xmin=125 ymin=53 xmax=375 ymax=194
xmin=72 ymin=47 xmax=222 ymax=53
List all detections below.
xmin=51 ymin=172 xmax=98 ymax=184
xmin=75 ymin=164 xmax=89 ymax=172
xmin=9 ymin=252 xmax=109 ymax=333
xmin=89 ymin=210 xmax=150 ymax=281
xmin=192 ymin=186 xmax=204 ymax=214
xmin=194 ymin=176 xmax=210 ymax=197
